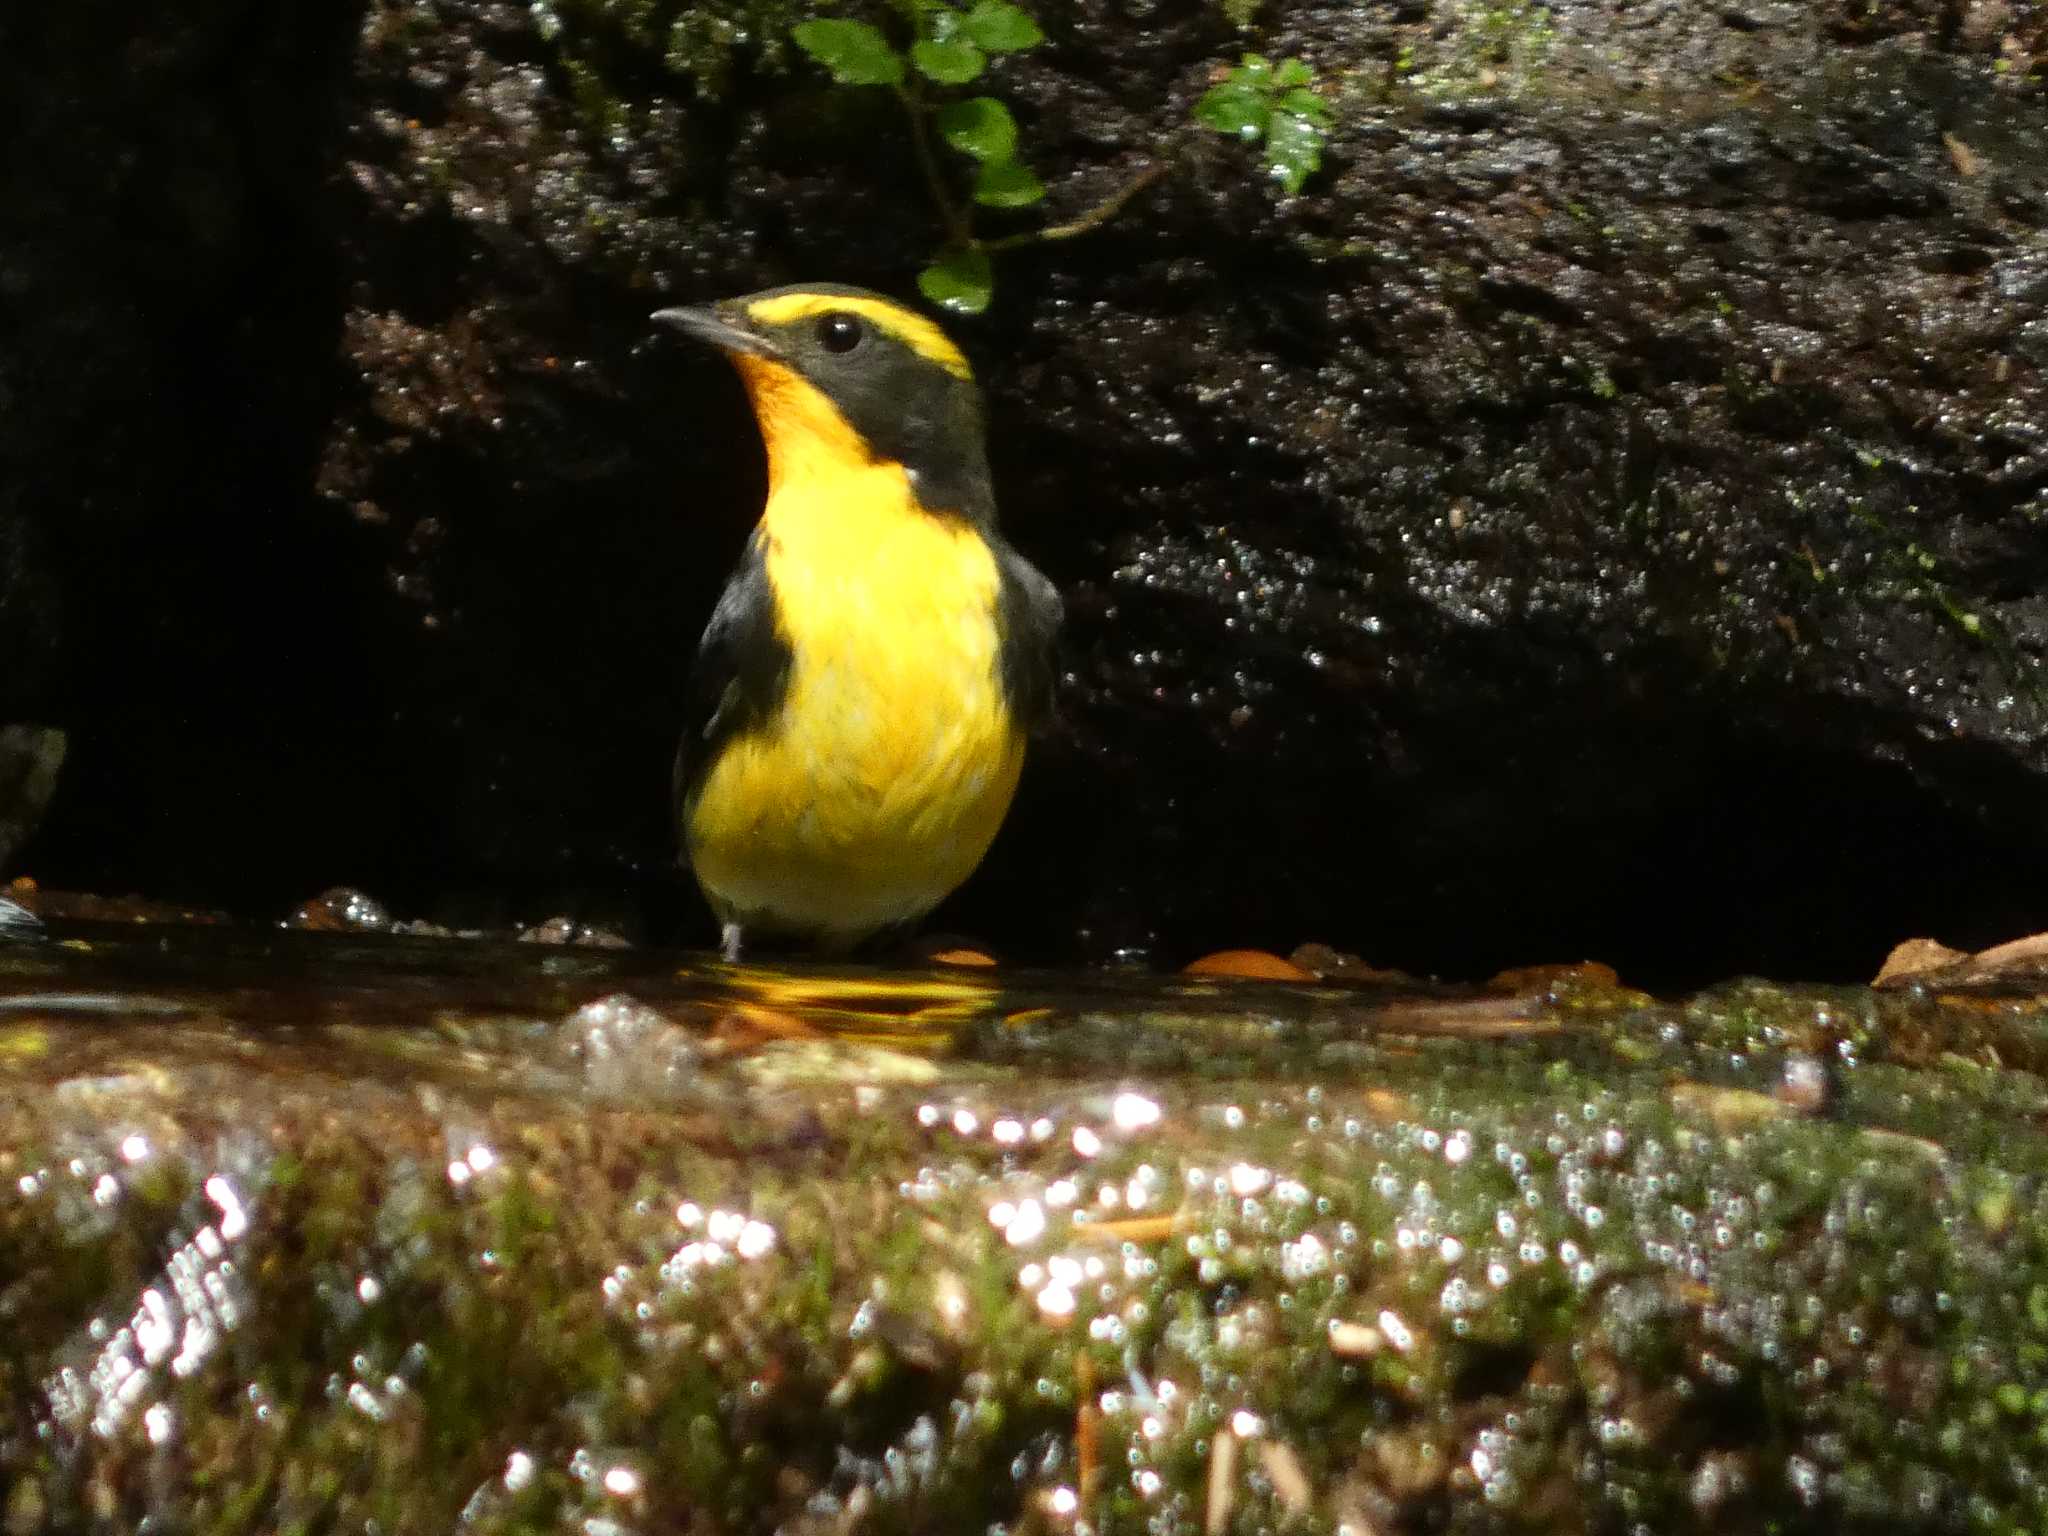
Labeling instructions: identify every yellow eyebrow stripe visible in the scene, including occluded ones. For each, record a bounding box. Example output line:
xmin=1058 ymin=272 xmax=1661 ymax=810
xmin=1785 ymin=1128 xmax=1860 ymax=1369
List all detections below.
xmin=743 ymin=292 xmax=973 ymax=380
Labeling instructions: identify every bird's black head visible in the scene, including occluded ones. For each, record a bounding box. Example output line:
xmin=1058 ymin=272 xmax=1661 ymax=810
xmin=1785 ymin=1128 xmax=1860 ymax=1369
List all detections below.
xmin=653 ymin=284 xmax=993 ymax=519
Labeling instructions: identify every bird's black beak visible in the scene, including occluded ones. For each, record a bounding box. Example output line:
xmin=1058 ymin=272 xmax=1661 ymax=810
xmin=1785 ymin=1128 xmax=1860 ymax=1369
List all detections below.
xmin=651 ymin=306 xmax=783 ymax=360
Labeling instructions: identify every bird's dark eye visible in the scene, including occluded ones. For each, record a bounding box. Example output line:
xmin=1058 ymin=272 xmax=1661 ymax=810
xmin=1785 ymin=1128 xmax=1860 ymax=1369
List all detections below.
xmin=818 ymin=313 xmax=863 ymax=353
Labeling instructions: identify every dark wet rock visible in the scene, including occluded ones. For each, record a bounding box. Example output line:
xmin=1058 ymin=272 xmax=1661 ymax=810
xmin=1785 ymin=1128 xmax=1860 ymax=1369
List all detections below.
xmin=3 ymin=1 xmax=2048 ymax=985
xmin=1995 ymin=251 xmax=2048 ymax=302
xmin=0 ymin=726 xmax=65 ymax=875
xmin=1289 ymin=942 xmax=1422 ymax=987
xmin=7 ymin=926 xmax=2048 ymax=1527
xmin=0 ymin=886 xmax=229 ymax=928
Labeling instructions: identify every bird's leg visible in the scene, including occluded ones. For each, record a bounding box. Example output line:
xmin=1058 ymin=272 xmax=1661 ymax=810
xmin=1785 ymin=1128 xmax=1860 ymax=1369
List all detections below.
xmin=721 ymin=922 xmax=744 ymax=964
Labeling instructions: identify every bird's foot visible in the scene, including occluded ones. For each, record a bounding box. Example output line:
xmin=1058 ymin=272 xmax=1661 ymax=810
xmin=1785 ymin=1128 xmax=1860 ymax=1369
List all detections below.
xmin=720 ymin=922 xmax=744 ymax=964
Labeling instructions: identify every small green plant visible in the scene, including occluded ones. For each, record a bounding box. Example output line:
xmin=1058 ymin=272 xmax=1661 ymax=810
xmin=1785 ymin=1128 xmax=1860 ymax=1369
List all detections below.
xmin=1193 ymin=54 xmax=1331 ymax=195
xmin=795 ymin=2 xmax=1065 ymax=312
xmin=790 ymin=6 xmax=1328 ymax=312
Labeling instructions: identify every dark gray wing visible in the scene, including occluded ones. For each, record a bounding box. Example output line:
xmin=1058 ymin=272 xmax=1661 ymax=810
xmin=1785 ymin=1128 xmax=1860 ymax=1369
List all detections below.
xmin=672 ymin=532 xmax=792 ymax=827
xmin=992 ymin=537 xmax=1062 ymax=733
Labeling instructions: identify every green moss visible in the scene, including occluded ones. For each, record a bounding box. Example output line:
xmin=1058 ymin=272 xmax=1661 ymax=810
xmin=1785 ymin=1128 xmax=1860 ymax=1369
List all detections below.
xmin=1394 ymin=0 xmax=1558 ymax=99
xmin=538 ymin=0 xmax=809 ymax=140
xmin=12 ymin=934 xmax=2048 ymax=1526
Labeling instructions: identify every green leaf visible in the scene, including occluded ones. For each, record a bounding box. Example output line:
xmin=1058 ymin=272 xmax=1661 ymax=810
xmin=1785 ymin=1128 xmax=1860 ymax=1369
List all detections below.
xmin=972 ymin=156 xmax=1046 ymax=207
xmin=935 ymin=96 xmax=1019 ymax=161
xmin=1264 ymin=107 xmax=1324 ymax=194
xmin=791 ymin=19 xmax=905 ymax=85
xmin=1195 ymin=81 xmax=1267 ymax=140
xmin=919 ymin=245 xmax=994 ymax=314
xmin=912 ymin=35 xmax=987 ymax=82
xmin=1277 ymin=85 xmax=1331 ymax=125
xmin=959 ymin=0 xmax=1044 ymax=51
xmin=1234 ymin=53 xmax=1274 ymax=85
xmin=1274 ymin=57 xmax=1313 ymax=88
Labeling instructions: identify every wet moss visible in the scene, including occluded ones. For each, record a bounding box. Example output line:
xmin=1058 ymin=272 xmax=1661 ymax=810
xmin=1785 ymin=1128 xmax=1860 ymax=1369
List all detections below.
xmin=536 ymin=0 xmax=807 ymax=131
xmin=9 ymin=932 xmax=2048 ymax=1528
xmin=1397 ymin=0 xmax=1560 ymax=100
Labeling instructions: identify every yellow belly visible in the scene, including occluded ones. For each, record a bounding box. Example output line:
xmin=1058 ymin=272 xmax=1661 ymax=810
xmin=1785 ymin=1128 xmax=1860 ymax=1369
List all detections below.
xmin=684 ymin=462 xmax=1025 ymax=947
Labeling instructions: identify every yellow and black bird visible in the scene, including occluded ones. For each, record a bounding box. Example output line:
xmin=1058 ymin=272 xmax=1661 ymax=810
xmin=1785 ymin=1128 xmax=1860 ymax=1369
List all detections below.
xmin=652 ymin=284 xmax=1061 ymax=961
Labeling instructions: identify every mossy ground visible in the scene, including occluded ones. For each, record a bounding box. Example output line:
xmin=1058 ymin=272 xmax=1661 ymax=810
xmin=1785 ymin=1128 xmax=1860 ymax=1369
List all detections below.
xmin=5 ymin=929 xmax=2048 ymax=1531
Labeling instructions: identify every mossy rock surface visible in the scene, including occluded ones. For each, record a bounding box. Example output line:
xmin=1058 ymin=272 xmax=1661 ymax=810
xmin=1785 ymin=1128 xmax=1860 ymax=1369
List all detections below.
xmin=6 ymin=925 xmax=2048 ymax=1531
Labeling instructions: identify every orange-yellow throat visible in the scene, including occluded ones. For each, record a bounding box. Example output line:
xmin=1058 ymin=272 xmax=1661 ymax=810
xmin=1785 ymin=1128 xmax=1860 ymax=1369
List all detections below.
xmin=683 ymin=357 xmax=1024 ymax=946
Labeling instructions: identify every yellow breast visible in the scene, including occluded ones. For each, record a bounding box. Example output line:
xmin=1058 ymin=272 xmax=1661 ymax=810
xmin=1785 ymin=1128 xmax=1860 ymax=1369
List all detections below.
xmin=685 ymin=452 xmax=1024 ymax=946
